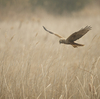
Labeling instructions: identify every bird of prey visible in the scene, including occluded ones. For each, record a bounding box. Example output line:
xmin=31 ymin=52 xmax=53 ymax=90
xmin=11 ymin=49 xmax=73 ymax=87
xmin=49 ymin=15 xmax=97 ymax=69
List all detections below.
xmin=43 ymin=26 xmax=91 ymax=48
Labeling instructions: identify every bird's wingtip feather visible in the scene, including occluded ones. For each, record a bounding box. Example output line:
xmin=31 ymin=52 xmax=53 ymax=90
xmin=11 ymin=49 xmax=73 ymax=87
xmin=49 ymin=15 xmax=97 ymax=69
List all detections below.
xmin=85 ymin=26 xmax=92 ymax=30
xmin=43 ymin=26 xmax=47 ymax=31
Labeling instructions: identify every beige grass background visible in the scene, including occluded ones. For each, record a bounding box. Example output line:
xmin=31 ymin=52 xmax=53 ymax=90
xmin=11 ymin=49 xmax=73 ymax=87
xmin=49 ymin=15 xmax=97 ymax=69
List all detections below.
xmin=0 ymin=6 xmax=100 ymax=99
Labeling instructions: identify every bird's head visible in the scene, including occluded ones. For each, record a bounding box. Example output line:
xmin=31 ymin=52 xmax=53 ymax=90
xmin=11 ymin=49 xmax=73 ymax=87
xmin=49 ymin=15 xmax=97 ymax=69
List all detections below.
xmin=59 ymin=39 xmax=66 ymax=44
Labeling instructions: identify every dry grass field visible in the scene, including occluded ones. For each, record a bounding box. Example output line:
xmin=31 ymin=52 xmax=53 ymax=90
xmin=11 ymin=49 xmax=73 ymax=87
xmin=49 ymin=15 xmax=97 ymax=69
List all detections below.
xmin=0 ymin=8 xmax=100 ymax=99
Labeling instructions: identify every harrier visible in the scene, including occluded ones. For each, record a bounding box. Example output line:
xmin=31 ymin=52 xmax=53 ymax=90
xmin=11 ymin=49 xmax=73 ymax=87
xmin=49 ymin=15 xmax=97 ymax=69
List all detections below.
xmin=43 ymin=26 xmax=91 ymax=48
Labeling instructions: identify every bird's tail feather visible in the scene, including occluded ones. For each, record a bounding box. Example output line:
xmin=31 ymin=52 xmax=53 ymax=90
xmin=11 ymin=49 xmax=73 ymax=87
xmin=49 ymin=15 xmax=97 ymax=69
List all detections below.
xmin=71 ymin=43 xmax=84 ymax=48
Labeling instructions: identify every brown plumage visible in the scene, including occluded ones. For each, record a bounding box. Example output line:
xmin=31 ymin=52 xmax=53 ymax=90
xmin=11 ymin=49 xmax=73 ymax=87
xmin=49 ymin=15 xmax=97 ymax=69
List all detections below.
xmin=43 ymin=26 xmax=91 ymax=48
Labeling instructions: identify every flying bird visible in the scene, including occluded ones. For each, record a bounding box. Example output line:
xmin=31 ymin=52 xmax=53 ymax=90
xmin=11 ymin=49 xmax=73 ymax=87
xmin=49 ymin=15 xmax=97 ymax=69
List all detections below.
xmin=43 ymin=26 xmax=91 ymax=48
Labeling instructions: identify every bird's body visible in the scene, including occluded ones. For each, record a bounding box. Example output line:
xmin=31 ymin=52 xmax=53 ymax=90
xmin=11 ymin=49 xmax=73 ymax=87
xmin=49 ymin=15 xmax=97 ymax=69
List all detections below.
xmin=59 ymin=38 xmax=84 ymax=48
xmin=43 ymin=26 xmax=91 ymax=48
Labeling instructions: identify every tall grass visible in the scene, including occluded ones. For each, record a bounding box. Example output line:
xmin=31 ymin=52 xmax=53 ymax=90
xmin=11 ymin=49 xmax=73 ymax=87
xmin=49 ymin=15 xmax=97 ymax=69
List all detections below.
xmin=0 ymin=10 xmax=100 ymax=99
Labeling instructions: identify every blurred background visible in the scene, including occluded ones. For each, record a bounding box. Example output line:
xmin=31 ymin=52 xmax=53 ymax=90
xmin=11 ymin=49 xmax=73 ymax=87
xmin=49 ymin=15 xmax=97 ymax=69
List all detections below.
xmin=0 ymin=0 xmax=100 ymax=99
xmin=0 ymin=0 xmax=100 ymax=20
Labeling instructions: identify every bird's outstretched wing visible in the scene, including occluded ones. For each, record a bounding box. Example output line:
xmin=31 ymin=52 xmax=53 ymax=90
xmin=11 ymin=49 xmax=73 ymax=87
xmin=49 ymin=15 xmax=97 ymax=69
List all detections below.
xmin=43 ymin=26 xmax=63 ymax=38
xmin=66 ymin=26 xmax=92 ymax=42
